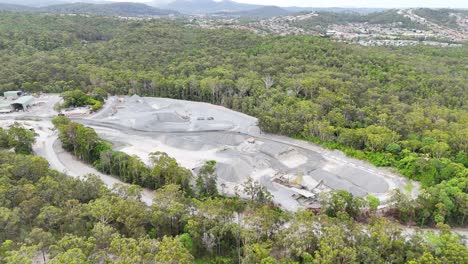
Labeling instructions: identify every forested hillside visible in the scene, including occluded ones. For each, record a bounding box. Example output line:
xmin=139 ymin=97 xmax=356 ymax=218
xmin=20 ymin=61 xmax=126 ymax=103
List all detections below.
xmin=1 ymin=123 xmax=467 ymax=263
xmin=0 ymin=3 xmax=35 ymax=12
xmin=0 ymin=12 xmax=468 ymax=258
xmin=215 ymin=6 xmax=291 ymax=18
xmin=292 ymin=10 xmax=426 ymax=29
xmin=0 ymin=12 xmax=466 ymax=229
xmin=39 ymin=2 xmax=177 ymax=17
xmin=414 ymin=8 xmax=468 ymax=29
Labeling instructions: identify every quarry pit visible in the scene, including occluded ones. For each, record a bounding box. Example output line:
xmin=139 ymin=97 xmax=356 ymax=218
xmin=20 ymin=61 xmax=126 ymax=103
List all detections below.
xmin=0 ymin=94 xmax=417 ymax=210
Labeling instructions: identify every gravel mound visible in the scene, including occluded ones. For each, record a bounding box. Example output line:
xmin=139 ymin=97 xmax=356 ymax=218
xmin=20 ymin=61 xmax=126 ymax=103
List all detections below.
xmin=308 ymin=169 xmax=368 ymax=197
xmin=161 ymin=134 xmax=216 ymax=151
xmin=97 ymin=96 xmax=257 ymax=133
xmin=216 ymin=157 xmax=254 ymax=182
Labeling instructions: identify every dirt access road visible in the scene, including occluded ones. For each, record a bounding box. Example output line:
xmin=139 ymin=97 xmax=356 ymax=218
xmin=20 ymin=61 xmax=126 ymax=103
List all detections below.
xmin=76 ymin=95 xmax=418 ymax=210
xmin=2 ymin=94 xmax=416 ymax=210
xmin=1 ymin=94 xmax=466 ymax=240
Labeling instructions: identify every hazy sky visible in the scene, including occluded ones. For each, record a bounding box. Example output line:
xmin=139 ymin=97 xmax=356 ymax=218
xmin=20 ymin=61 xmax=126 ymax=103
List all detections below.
xmin=234 ymin=0 xmax=467 ymax=8
xmin=128 ymin=0 xmax=468 ymax=8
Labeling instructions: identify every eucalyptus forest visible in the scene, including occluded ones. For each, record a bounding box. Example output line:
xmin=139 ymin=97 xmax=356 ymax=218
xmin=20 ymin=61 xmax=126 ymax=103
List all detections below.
xmin=0 ymin=12 xmax=467 ymax=263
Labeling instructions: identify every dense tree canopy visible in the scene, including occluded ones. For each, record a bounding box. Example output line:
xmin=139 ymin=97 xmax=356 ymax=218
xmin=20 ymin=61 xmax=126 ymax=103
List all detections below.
xmin=1 ymin=147 xmax=466 ymax=263
xmin=0 ymin=12 xmax=464 ymax=225
xmin=0 ymin=12 xmax=467 ymax=262
xmin=0 ymin=14 xmax=465 ymax=185
xmin=52 ymin=117 xmax=193 ymax=193
xmin=0 ymin=110 xmax=466 ymax=263
xmin=0 ymin=123 xmax=36 ymax=154
xmin=60 ymin=89 xmax=105 ymax=111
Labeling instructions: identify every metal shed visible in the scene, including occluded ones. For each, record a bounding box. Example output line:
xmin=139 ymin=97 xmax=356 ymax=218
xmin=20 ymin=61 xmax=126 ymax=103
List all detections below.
xmin=11 ymin=96 xmax=34 ymax=111
xmin=4 ymin=91 xmax=22 ymax=99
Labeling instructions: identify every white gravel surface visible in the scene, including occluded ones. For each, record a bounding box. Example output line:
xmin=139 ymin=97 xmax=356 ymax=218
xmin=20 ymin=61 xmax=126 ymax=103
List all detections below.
xmin=2 ymin=94 xmax=466 ymax=241
xmin=0 ymin=94 xmax=418 ymax=210
xmin=83 ymin=96 xmax=417 ymax=209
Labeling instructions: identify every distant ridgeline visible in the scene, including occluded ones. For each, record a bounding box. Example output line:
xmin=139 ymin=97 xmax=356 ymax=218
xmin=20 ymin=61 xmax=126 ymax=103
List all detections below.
xmin=0 ymin=2 xmax=178 ymax=16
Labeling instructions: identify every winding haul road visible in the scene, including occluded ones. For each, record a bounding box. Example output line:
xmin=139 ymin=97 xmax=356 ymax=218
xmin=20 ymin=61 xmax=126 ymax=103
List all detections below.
xmin=1 ymin=95 xmax=466 ymax=241
xmin=28 ymin=119 xmax=156 ymax=205
xmin=0 ymin=94 xmax=417 ymax=207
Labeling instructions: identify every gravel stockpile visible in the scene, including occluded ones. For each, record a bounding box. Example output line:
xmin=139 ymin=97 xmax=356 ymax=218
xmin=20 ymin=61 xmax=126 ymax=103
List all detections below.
xmin=0 ymin=94 xmax=416 ymax=211
xmin=97 ymin=96 xmax=259 ymax=133
xmin=86 ymin=96 xmax=412 ymax=209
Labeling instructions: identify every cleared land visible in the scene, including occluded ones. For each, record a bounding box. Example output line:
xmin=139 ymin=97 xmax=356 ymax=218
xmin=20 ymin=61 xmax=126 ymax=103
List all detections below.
xmin=6 ymin=95 xmax=467 ymax=242
xmin=83 ymin=95 xmax=417 ymax=209
xmin=0 ymin=94 xmax=417 ymax=210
